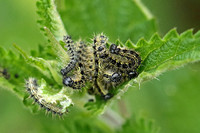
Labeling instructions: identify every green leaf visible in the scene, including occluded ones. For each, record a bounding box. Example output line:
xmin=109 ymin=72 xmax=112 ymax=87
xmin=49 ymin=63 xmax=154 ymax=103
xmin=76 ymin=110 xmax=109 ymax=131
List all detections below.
xmin=36 ymin=0 xmax=67 ymax=40
xmin=44 ymin=27 xmax=70 ymax=67
xmin=117 ymin=116 xmax=160 ymax=133
xmin=59 ymin=0 xmax=157 ymax=42
xmin=136 ymin=29 xmax=200 ymax=82
xmin=13 ymin=44 xmax=53 ymax=80
xmin=0 ymin=47 xmax=41 ymax=97
xmin=0 ymin=77 xmax=19 ymax=95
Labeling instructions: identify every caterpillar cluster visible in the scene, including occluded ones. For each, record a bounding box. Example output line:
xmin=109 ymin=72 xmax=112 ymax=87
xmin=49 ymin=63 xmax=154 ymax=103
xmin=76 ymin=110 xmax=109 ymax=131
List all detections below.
xmin=26 ymin=78 xmax=73 ymax=116
xmin=61 ymin=34 xmax=141 ymax=100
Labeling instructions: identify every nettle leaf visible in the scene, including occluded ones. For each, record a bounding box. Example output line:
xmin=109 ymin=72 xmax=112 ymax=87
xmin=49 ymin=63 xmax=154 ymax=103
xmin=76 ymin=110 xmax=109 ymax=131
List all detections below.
xmin=59 ymin=0 xmax=157 ymax=42
xmin=0 ymin=47 xmax=41 ymax=97
xmin=13 ymin=44 xmax=51 ymax=77
xmin=44 ymin=27 xmax=70 ymax=67
xmin=37 ymin=0 xmax=67 ymax=41
xmin=136 ymin=29 xmax=200 ymax=82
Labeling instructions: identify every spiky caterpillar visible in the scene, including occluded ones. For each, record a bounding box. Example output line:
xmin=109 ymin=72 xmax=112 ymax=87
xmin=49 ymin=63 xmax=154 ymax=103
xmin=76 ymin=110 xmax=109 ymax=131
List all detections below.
xmin=26 ymin=78 xmax=73 ymax=116
xmin=60 ymin=36 xmax=78 ymax=76
xmin=92 ymin=34 xmax=108 ymax=97
xmin=98 ymin=43 xmax=140 ymax=78
xmin=62 ymin=37 xmax=94 ymax=89
xmin=107 ymin=43 xmax=141 ymax=79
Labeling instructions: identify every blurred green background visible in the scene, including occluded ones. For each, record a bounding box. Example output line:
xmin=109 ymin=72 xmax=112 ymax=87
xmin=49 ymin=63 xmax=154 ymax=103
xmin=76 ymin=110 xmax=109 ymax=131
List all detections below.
xmin=0 ymin=0 xmax=200 ymax=133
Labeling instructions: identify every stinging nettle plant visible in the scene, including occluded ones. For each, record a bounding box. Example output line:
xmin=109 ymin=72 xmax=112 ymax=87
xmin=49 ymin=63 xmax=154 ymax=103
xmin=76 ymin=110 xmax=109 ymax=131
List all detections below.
xmin=1 ymin=0 xmax=200 ymax=132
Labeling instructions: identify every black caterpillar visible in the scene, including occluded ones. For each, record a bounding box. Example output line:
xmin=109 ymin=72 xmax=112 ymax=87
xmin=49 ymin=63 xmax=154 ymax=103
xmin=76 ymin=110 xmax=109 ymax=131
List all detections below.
xmin=60 ymin=36 xmax=77 ymax=76
xmin=61 ymin=34 xmax=141 ymax=100
xmin=61 ymin=36 xmax=94 ymax=89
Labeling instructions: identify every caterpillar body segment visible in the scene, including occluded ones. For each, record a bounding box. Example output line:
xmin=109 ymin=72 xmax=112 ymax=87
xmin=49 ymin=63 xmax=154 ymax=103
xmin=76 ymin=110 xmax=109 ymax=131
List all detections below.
xmin=61 ymin=36 xmax=78 ymax=76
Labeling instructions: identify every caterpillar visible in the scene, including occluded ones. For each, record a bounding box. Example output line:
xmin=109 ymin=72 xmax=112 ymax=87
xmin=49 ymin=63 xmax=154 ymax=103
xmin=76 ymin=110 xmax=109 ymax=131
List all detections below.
xmin=92 ymin=34 xmax=108 ymax=97
xmin=26 ymin=78 xmax=73 ymax=116
xmin=60 ymin=36 xmax=78 ymax=76
xmin=61 ymin=34 xmax=141 ymax=100
xmin=62 ymin=36 xmax=94 ymax=90
xmin=108 ymin=43 xmax=141 ymax=79
xmin=109 ymin=43 xmax=141 ymax=69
